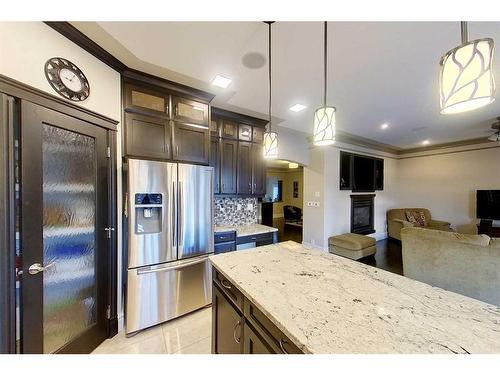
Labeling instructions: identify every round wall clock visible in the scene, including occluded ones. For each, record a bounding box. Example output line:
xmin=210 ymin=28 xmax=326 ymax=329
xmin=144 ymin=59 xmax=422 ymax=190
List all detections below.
xmin=44 ymin=57 xmax=90 ymax=101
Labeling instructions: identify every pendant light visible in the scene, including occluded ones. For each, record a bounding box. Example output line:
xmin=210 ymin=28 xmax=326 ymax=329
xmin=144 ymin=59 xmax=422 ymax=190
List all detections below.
xmin=313 ymin=21 xmax=336 ymax=146
xmin=439 ymin=22 xmax=495 ymax=115
xmin=263 ymin=21 xmax=278 ymax=159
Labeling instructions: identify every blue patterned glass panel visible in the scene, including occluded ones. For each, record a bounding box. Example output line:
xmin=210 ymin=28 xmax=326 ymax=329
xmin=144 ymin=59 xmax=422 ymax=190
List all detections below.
xmin=42 ymin=124 xmax=96 ymax=353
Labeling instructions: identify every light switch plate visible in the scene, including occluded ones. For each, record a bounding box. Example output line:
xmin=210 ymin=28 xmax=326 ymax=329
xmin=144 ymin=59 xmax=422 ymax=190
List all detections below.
xmin=314 ymin=191 xmax=320 ymax=197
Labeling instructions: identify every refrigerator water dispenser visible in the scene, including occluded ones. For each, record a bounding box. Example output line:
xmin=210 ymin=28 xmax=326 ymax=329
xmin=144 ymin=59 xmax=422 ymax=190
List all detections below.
xmin=134 ymin=193 xmax=163 ymax=234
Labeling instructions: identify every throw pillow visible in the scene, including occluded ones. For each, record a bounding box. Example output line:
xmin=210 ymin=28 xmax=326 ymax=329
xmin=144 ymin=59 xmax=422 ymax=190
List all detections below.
xmin=417 ymin=211 xmax=427 ymax=227
xmin=405 ymin=210 xmax=419 ymax=225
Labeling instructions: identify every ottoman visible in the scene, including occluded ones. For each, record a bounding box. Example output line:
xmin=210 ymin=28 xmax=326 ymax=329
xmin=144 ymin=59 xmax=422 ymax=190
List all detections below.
xmin=328 ymin=233 xmax=376 ymax=260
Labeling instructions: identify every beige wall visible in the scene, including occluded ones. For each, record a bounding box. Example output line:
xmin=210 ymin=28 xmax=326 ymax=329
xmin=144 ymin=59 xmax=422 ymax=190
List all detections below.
xmin=266 ymin=169 xmax=303 ymax=218
xmin=396 ymin=146 xmax=500 ymax=228
xmin=0 ymin=22 xmax=124 ymax=326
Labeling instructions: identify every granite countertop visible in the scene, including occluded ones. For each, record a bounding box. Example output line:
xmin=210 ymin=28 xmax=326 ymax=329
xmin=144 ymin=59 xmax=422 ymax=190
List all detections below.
xmin=214 ymin=223 xmax=278 ymax=237
xmin=209 ymin=241 xmax=500 ymax=354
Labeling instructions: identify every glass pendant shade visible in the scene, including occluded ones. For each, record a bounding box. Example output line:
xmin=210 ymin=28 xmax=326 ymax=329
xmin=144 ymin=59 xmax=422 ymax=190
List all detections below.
xmin=439 ymin=38 xmax=495 ymax=114
xmin=263 ymin=131 xmax=278 ymax=159
xmin=313 ymin=106 xmax=336 ymax=145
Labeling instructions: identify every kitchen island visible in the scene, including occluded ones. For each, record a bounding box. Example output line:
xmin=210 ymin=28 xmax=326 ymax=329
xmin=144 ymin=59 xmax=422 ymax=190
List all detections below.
xmin=209 ymin=241 xmax=500 ymax=354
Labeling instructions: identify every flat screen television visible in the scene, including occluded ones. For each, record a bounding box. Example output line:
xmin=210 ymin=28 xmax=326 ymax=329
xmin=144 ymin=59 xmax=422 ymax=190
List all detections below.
xmin=477 ymin=190 xmax=500 ymax=220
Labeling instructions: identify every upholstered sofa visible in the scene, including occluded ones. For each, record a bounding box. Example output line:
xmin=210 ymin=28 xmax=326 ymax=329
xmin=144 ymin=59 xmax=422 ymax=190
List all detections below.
xmin=387 ymin=208 xmax=452 ymax=241
xmin=401 ymin=227 xmax=500 ymax=306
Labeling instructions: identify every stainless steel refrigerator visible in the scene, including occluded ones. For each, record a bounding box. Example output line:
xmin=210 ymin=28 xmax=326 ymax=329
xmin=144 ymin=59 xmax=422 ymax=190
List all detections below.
xmin=125 ymin=159 xmax=214 ymax=334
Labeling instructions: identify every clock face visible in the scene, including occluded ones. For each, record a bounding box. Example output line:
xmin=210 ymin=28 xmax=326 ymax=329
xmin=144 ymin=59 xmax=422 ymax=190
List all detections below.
xmin=44 ymin=57 xmax=90 ymax=101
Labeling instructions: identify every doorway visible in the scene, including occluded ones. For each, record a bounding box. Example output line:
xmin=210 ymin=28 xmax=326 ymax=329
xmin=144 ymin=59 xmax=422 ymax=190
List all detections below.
xmin=263 ymin=160 xmax=303 ymax=243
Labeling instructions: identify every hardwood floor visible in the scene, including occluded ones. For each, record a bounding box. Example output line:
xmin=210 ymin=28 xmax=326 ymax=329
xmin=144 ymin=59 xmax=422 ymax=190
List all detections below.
xmin=359 ymin=238 xmax=403 ymax=276
xmin=272 ymin=217 xmax=303 ymax=243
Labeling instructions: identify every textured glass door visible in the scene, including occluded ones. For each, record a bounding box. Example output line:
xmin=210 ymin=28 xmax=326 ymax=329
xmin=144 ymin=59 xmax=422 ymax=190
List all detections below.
xmin=41 ymin=124 xmax=97 ymax=353
xmin=21 ymin=101 xmax=109 ymax=354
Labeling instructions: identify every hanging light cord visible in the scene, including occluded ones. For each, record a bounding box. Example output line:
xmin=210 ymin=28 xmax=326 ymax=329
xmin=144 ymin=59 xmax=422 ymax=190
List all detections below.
xmin=268 ymin=21 xmax=272 ymax=132
xmin=324 ymin=21 xmax=327 ymax=107
xmin=461 ymin=21 xmax=468 ymax=45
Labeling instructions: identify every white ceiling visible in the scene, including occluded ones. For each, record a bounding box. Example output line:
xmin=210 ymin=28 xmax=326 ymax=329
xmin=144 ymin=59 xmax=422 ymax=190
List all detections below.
xmin=75 ymin=21 xmax=500 ymax=149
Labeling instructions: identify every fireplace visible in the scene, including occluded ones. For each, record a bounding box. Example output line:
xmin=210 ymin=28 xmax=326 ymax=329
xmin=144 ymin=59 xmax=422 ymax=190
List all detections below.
xmin=350 ymin=194 xmax=375 ymax=235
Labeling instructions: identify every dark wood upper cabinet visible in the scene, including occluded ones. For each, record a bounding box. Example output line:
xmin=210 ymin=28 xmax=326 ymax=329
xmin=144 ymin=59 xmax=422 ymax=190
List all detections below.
xmin=238 ymin=124 xmax=252 ymax=142
xmin=210 ymin=137 xmax=221 ymax=194
xmin=124 ymin=112 xmax=171 ymax=160
xmin=172 ymin=122 xmax=209 ymax=164
xmin=237 ymin=142 xmax=252 ymax=194
xmin=221 ymin=120 xmax=238 ymax=139
xmin=220 ymin=139 xmax=237 ymax=194
xmin=212 ymin=286 xmax=243 ymax=354
xmin=252 ymin=127 xmax=265 ymax=144
xmin=210 ymin=118 xmax=220 ymax=137
xmin=124 ymin=83 xmax=169 ymax=118
xmin=172 ymin=96 xmax=208 ymax=126
xmin=252 ymin=144 xmax=266 ymax=196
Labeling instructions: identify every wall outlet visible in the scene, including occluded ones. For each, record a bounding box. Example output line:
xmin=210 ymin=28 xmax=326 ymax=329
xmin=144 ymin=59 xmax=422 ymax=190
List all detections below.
xmin=311 ymin=239 xmax=315 ymax=245
xmin=247 ymin=203 xmax=253 ymax=211
xmin=237 ymin=204 xmax=242 ymax=211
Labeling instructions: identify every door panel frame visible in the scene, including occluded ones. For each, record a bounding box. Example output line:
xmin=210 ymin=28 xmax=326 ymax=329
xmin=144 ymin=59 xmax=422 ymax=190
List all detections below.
xmin=0 ymin=94 xmax=16 ymax=353
xmin=20 ymin=101 xmax=114 ymax=353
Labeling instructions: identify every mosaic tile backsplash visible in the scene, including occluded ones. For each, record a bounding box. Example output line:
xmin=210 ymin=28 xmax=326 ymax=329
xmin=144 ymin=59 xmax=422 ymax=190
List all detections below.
xmin=214 ymin=197 xmax=258 ymax=226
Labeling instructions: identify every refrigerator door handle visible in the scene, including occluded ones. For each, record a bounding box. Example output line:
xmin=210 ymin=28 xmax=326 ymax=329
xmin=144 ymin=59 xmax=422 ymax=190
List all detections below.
xmin=136 ymin=255 xmax=210 ymax=275
xmin=178 ymin=180 xmax=183 ymax=247
xmin=172 ymin=181 xmax=177 ymax=249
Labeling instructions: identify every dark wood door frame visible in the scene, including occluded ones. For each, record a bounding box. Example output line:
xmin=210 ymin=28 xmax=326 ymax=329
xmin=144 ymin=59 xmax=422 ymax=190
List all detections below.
xmin=0 ymin=93 xmax=16 ymax=354
xmin=0 ymin=76 xmax=118 ymax=353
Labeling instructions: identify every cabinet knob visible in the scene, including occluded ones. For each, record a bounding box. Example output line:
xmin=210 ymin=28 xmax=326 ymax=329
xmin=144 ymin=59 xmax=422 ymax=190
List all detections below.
xmin=279 ymin=338 xmax=289 ymax=354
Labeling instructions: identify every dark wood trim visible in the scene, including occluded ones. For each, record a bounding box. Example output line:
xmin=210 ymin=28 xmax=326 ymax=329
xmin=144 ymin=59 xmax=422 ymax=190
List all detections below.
xmin=122 ymin=70 xmax=214 ymax=103
xmin=107 ymin=131 xmax=118 ymax=338
xmin=212 ymin=107 xmax=268 ymax=128
xmin=0 ymin=74 xmax=118 ymax=131
xmin=44 ymin=22 xmax=215 ymax=103
xmin=0 ymin=94 xmax=16 ymax=353
xmin=44 ymin=22 xmax=127 ymax=72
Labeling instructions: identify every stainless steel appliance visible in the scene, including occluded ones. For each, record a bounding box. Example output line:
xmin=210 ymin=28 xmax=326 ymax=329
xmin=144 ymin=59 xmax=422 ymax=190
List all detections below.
xmin=125 ymin=159 xmax=214 ymax=334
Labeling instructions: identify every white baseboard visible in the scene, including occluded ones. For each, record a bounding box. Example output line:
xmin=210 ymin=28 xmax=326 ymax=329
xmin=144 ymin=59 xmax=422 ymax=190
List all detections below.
xmin=369 ymin=232 xmax=388 ymax=241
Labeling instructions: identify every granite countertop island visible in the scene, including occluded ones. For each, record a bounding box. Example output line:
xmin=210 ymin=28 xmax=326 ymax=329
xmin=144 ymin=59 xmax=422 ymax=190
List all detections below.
xmin=214 ymin=223 xmax=278 ymax=237
xmin=209 ymin=241 xmax=500 ymax=354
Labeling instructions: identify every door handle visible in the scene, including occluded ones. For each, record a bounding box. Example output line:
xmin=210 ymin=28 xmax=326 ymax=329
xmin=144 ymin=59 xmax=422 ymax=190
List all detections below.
xmin=28 ymin=262 xmax=55 ymax=275
xmin=233 ymin=320 xmax=241 ymax=343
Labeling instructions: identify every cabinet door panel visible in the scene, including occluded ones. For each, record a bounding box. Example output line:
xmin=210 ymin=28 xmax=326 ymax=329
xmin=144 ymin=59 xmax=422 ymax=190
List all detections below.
xmin=124 ymin=83 xmax=169 ymax=118
xmin=237 ymin=142 xmax=252 ymax=194
xmin=238 ymin=124 xmax=252 ymax=142
xmin=252 ymin=144 xmax=265 ymax=195
xmin=210 ymin=137 xmax=221 ymax=194
xmin=172 ymin=96 xmax=208 ymax=125
xmin=213 ymin=285 xmax=243 ymax=354
xmin=243 ymin=324 xmax=274 ymax=354
xmin=252 ymin=127 xmax=265 ymax=144
xmin=220 ymin=139 xmax=237 ymax=194
xmin=221 ymin=120 xmax=238 ymax=139
xmin=172 ymin=122 xmax=209 ymax=164
xmin=124 ymin=112 xmax=170 ymax=159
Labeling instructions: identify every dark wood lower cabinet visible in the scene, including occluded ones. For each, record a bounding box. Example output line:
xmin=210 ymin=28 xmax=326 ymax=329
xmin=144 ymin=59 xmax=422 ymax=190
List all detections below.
xmin=243 ymin=324 xmax=274 ymax=354
xmin=211 ymin=269 xmax=303 ymax=354
xmin=212 ymin=285 xmax=243 ymax=354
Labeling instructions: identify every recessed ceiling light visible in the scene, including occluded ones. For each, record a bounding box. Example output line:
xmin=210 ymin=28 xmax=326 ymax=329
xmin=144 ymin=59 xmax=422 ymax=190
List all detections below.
xmin=381 ymin=123 xmax=389 ymax=130
xmin=289 ymin=104 xmax=307 ymax=112
xmin=422 ymin=140 xmax=430 ymax=146
xmin=212 ymin=75 xmax=232 ymax=88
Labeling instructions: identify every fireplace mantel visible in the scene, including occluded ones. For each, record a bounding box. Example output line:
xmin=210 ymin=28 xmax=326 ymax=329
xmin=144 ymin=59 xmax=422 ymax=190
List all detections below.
xmin=350 ymin=194 xmax=375 ymax=235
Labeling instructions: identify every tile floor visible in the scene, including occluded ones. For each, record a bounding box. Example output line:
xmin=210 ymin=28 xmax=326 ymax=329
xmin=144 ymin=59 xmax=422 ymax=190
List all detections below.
xmin=92 ymin=307 xmax=212 ymax=354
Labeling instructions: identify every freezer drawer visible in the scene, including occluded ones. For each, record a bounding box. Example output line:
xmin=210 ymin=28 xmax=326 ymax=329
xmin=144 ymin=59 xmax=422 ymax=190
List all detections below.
xmin=125 ymin=256 xmax=212 ymax=334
